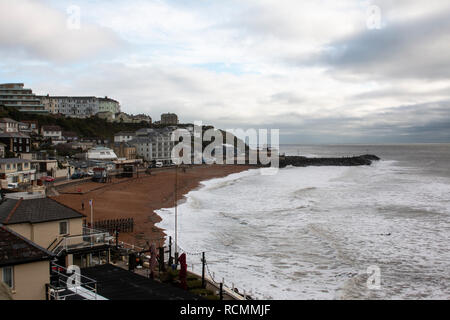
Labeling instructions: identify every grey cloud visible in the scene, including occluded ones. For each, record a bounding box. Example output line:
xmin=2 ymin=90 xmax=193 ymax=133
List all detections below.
xmin=304 ymin=9 xmax=450 ymax=80
xmin=264 ymin=100 xmax=450 ymax=143
xmin=0 ymin=0 xmax=125 ymax=63
xmin=352 ymin=86 xmax=450 ymax=101
xmin=269 ymin=92 xmax=304 ymax=105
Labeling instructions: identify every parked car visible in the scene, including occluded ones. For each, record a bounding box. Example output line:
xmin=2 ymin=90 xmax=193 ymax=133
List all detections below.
xmin=155 ymin=161 xmax=163 ymax=168
xmin=87 ymin=170 xmax=94 ymax=176
xmin=92 ymin=167 xmax=108 ymax=183
xmin=70 ymin=173 xmax=83 ymax=179
xmin=7 ymin=183 xmax=19 ymax=189
xmin=41 ymin=176 xmax=55 ymax=182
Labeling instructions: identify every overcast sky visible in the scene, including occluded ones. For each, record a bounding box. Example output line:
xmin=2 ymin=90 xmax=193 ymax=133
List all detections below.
xmin=1 ymin=0 xmax=450 ymax=143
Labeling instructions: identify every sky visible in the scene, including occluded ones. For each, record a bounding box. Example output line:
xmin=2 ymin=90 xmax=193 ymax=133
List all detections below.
xmin=1 ymin=0 xmax=450 ymax=144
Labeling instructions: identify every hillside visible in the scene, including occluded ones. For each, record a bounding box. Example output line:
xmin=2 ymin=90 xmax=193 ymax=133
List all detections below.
xmin=0 ymin=105 xmax=151 ymax=139
xmin=0 ymin=106 xmax=248 ymax=151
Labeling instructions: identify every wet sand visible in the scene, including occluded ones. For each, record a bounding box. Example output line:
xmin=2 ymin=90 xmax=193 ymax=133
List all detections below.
xmin=53 ymin=165 xmax=253 ymax=248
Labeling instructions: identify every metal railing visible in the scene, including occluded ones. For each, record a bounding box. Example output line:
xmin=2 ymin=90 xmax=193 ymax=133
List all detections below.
xmin=52 ymin=228 xmax=113 ymax=256
xmin=47 ymin=263 xmax=101 ymax=300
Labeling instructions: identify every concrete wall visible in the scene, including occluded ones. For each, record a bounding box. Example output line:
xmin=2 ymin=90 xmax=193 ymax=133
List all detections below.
xmin=32 ymin=218 xmax=83 ymax=248
xmin=55 ymin=168 xmax=69 ymax=178
xmin=11 ymin=260 xmax=50 ymax=300
xmin=9 ymin=218 xmax=84 ymax=249
xmin=7 ymin=223 xmax=32 ymax=240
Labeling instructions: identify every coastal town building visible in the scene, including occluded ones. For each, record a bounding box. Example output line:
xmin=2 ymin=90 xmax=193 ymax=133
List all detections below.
xmin=96 ymin=111 xmax=115 ymax=122
xmin=30 ymin=158 xmax=72 ymax=180
xmin=161 ymin=113 xmax=179 ymax=125
xmin=114 ymin=131 xmax=135 ymax=143
xmin=98 ymin=97 xmax=121 ymax=114
xmin=86 ymin=146 xmax=118 ymax=161
xmin=112 ymin=112 xmax=151 ymax=124
xmin=46 ymin=96 xmax=99 ymax=118
xmin=114 ymin=112 xmax=133 ymax=123
xmin=21 ymin=121 xmax=39 ymax=134
xmin=0 ymin=158 xmax=35 ymax=187
xmin=130 ymin=128 xmax=175 ymax=164
xmin=40 ymin=95 xmax=58 ymax=114
xmin=71 ymin=141 xmax=95 ymax=152
xmin=0 ymin=132 xmax=31 ymax=155
xmin=97 ymin=112 xmax=151 ymax=124
xmin=0 ymin=83 xmax=47 ymax=113
xmin=41 ymin=125 xmax=62 ymax=140
xmin=0 ymin=225 xmax=54 ymax=300
xmin=0 ymin=118 xmax=19 ymax=133
xmin=0 ymin=196 xmax=112 ymax=285
xmin=18 ymin=122 xmax=31 ymax=134
xmin=111 ymin=142 xmax=136 ymax=160
xmin=131 ymin=114 xmax=152 ymax=124
xmin=62 ymin=131 xmax=78 ymax=142
xmin=39 ymin=95 xmax=120 ymax=119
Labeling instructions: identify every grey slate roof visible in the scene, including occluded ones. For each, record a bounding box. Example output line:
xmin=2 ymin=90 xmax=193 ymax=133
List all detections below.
xmin=0 ymin=225 xmax=54 ymax=267
xmin=0 ymin=132 xmax=30 ymax=138
xmin=0 ymin=197 xmax=84 ymax=225
xmin=0 ymin=158 xmax=31 ymax=164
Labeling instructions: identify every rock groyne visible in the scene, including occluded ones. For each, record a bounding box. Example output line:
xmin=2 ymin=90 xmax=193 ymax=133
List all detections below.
xmin=279 ymin=154 xmax=380 ymax=168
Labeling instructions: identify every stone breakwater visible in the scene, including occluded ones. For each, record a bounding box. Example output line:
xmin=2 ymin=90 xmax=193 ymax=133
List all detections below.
xmin=279 ymin=154 xmax=380 ymax=168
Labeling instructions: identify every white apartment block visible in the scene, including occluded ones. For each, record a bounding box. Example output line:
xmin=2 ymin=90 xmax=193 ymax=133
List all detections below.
xmin=0 ymin=83 xmax=47 ymax=113
xmin=98 ymin=97 xmax=121 ymax=114
xmin=39 ymin=96 xmax=120 ymax=118
xmin=130 ymin=128 xmax=176 ymax=164
xmin=114 ymin=131 xmax=135 ymax=143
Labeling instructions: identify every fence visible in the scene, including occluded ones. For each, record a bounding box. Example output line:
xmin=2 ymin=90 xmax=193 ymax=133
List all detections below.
xmin=173 ymin=242 xmax=254 ymax=300
xmin=88 ymin=218 xmax=134 ymax=234
xmin=47 ymin=263 xmax=101 ymax=300
xmin=112 ymin=236 xmax=252 ymax=300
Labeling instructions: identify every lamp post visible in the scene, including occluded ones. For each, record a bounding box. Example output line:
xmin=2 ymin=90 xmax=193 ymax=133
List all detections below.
xmin=89 ymin=199 xmax=93 ymax=227
xmin=174 ymin=165 xmax=178 ymax=266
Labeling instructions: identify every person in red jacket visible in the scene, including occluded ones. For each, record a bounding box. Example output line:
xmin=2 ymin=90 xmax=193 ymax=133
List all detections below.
xmin=178 ymin=253 xmax=187 ymax=290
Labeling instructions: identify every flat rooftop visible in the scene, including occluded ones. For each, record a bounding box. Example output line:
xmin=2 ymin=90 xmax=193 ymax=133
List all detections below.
xmin=81 ymin=264 xmax=202 ymax=300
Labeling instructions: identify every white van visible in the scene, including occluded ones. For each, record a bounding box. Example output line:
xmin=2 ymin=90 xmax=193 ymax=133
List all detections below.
xmin=155 ymin=161 xmax=163 ymax=168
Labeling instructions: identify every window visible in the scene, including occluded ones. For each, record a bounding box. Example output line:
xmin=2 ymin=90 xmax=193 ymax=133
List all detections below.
xmin=2 ymin=266 xmax=13 ymax=288
xmin=59 ymin=221 xmax=69 ymax=235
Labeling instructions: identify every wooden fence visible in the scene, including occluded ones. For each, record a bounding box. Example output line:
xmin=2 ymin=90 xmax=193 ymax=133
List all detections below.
xmin=90 ymin=218 xmax=134 ymax=233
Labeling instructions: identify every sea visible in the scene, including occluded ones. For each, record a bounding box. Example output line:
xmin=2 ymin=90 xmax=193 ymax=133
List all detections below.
xmin=156 ymin=144 xmax=450 ymax=300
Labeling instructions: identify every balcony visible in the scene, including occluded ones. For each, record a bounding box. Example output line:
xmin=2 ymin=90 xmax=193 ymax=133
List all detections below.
xmin=48 ymin=227 xmax=113 ymax=256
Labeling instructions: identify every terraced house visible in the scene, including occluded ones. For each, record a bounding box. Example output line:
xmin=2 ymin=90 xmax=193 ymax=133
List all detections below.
xmin=39 ymin=95 xmax=121 ymax=119
xmin=0 ymin=158 xmax=35 ymax=187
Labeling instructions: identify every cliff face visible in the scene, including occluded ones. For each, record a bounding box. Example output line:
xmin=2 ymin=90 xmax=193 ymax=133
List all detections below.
xmin=279 ymin=154 xmax=380 ymax=168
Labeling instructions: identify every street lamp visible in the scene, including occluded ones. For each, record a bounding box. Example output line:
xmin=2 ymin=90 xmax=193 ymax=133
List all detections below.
xmin=174 ymin=164 xmax=178 ymax=266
